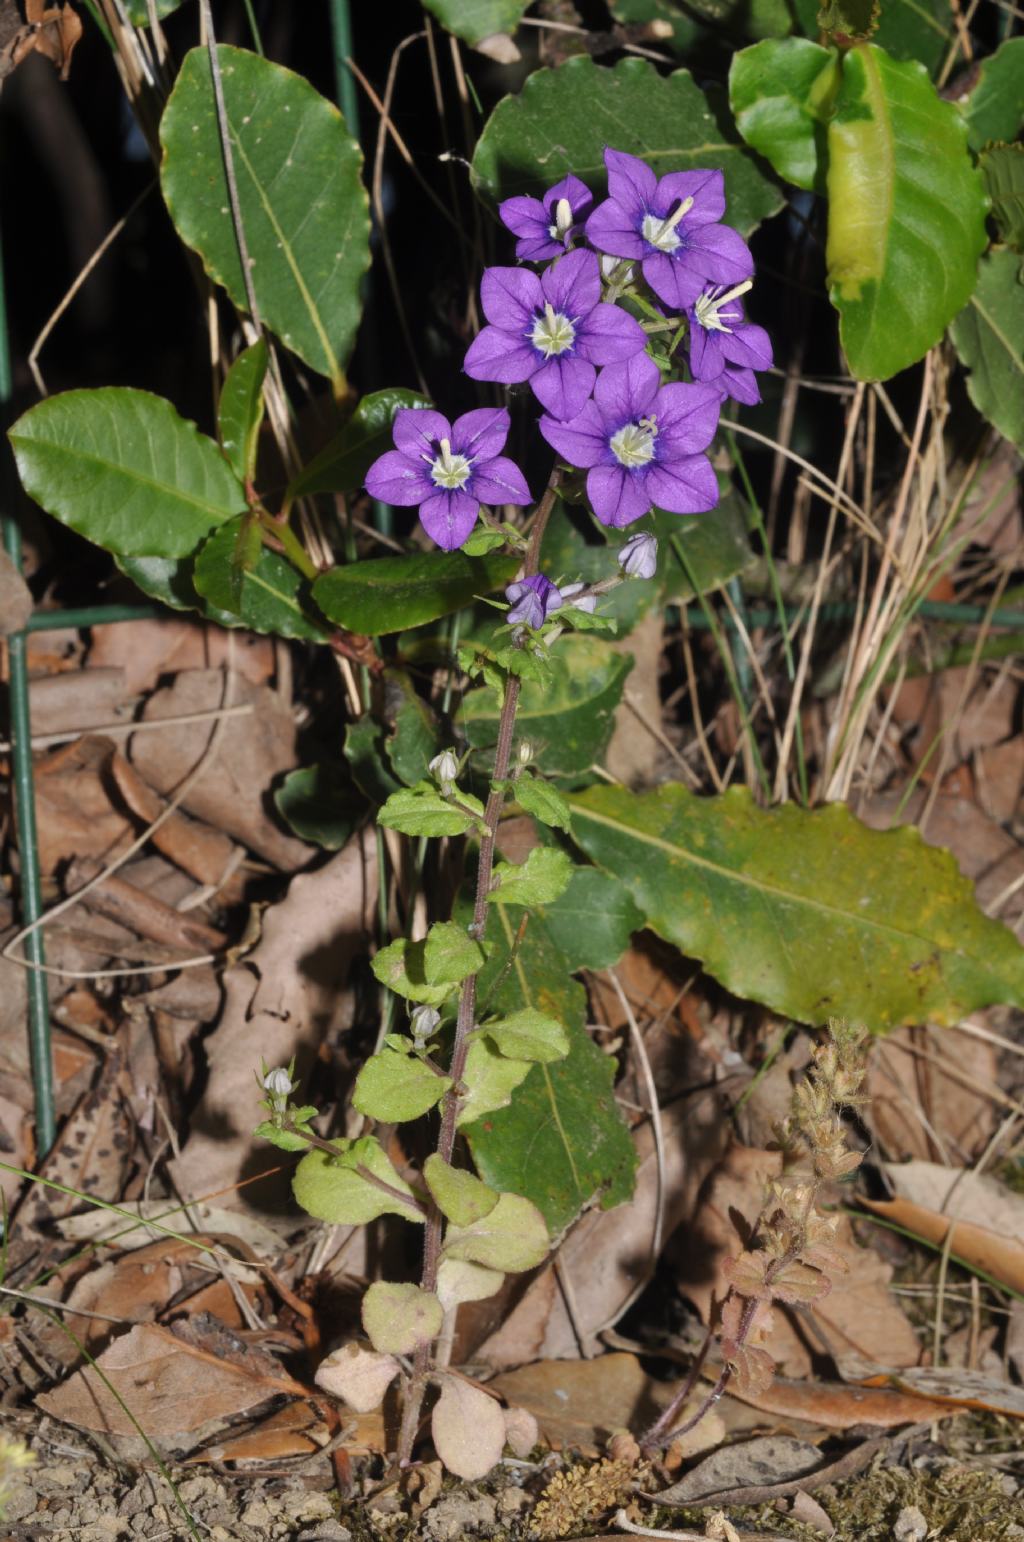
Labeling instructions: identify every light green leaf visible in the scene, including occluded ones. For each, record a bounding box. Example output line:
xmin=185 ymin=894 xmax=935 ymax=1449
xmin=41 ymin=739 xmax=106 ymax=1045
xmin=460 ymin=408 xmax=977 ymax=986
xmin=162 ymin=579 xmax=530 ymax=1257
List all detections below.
xmin=362 ymin=1282 xmax=442 ymax=1355
xmin=471 ymin=55 xmax=784 ymax=238
xmin=193 ymin=517 xmax=329 ymax=640
xmin=288 ymin=388 xmax=430 ymax=501
xmin=436 ymin=1258 xmax=505 ymax=1312
xmin=353 ymin=1046 xmax=450 ymax=1123
xmin=124 ymin=0 xmax=182 ymax=20
xmin=535 ymin=866 xmax=643 ymax=971
xmin=826 ymin=43 xmax=988 ymax=381
xmin=794 ymin=0 xmax=949 ymax=74
xmin=962 ymin=39 xmax=1024 ymax=152
xmin=378 ymin=781 xmax=486 ymax=839
xmin=423 ymin=921 xmax=488 ymax=987
xmin=729 ymin=39 xmax=840 ymax=192
xmin=979 ymin=142 xmax=1024 ymax=250
xmin=488 ymin=846 xmax=574 ymax=908
xmin=441 ymin=1192 xmax=549 ymax=1273
xmin=460 ymin=634 xmax=633 ymax=781
xmin=218 ymin=338 xmax=267 ymax=482
xmin=274 ymin=763 xmax=361 ymax=850
xmin=292 ymin=1136 xmax=423 ymax=1225
xmin=455 ymin=1039 xmax=533 ymax=1127
xmin=423 ymin=1154 xmax=499 ymax=1226
xmin=371 ymin=938 xmax=454 ymax=1007
xmin=514 ymin=775 xmax=573 ymax=834
xmin=949 ymin=248 xmax=1024 ymax=454
xmin=314 ymin=551 xmax=520 ymax=636
xmin=253 ymin=1119 xmax=315 ymax=1153
xmin=462 ymin=527 xmax=510 ymax=556
xmin=569 ymin=782 xmax=1024 ymax=1032
xmin=9 ymin=389 xmax=246 ymax=558
xmin=421 ymin=0 xmax=530 ymax=47
xmin=481 ymin=1009 xmax=570 ymax=1064
xmin=160 ymin=47 xmax=370 ymax=389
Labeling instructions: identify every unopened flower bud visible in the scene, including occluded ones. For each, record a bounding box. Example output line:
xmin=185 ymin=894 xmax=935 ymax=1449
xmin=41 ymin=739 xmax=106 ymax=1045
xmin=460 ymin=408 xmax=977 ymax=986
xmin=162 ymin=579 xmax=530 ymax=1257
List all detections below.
xmin=263 ymin=1067 xmax=294 ymax=1099
xmin=558 ymin=581 xmax=597 ymax=614
xmin=518 ymin=739 xmax=534 ymax=766
xmin=429 ymin=749 xmax=460 ymax=790
xmin=618 ymin=531 xmax=658 ymax=580
xmin=410 ymin=1004 xmax=441 ymax=1047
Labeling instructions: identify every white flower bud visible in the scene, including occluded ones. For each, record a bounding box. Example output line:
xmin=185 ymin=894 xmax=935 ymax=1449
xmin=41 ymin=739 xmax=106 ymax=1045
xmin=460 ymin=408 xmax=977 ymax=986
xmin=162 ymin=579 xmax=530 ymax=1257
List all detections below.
xmin=558 ymin=581 xmax=597 ymax=614
xmin=518 ymin=739 xmax=534 ymax=766
xmin=263 ymin=1067 xmax=294 ymax=1098
xmin=410 ymin=1004 xmax=441 ymax=1047
xmin=618 ymin=531 xmax=658 ymax=580
xmin=429 ymin=749 xmax=460 ymax=789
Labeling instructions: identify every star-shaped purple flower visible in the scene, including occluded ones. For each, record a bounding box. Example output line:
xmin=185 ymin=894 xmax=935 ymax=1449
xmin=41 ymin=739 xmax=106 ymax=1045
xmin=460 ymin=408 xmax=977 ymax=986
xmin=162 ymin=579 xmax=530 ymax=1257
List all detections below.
xmin=586 ymin=149 xmax=754 ymax=313
xmin=539 ymin=353 xmax=721 ymax=529
xmin=686 ymin=280 xmax=773 ymax=407
xmin=364 ymin=407 xmax=531 ymax=552
xmin=505 ymin=573 xmax=562 ymax=629
xmin=499 ymin=174 xmax=593 ymax=263
xmin=463 ymin=249 xmax=647 ymax=422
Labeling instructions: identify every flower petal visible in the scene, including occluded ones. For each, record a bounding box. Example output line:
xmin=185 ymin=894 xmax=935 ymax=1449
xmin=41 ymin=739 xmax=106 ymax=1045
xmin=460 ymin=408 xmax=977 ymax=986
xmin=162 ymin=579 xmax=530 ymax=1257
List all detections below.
xmin=470 ymin=454 xmax=532 ymax=506
xmin=653 ymin=382 xmax=723 ymax=456
xmin=688 ymin=322 xmax=725 ymax=381
xmin=593 ymin=352 xmax=661 ymax=423
xmin=685 ymin=223 xmax=755 ymax=288
xmin=645 ymin=455 xmax=719 ymax=514
xmin=419 ymin=490 xmax=480 ymax=551
xmin=544 ymin=173 xmax=592 ymax=219
xmin=451 ymin=408 xmax=512 ymax=462
xmin=392 ymin=408 xmax=451 ymax=458
xmin=584 ymin=200 xmax=645 ymax=260
xmin=641 ymin=250 xmax=704 ymax=311
xmin=718 ymin=365 xmax=762 ymax=406
xmin=539 ymin=402 xmax=609 ymax=468
xmin=541 ymin=247 xmax=600 ymax=316
xmin=464 ymin=326 xmax=538 ymax=384
xmin=574 ymin=302 xmax=647 ymax=366
xmin=480 ymin=266 xmax=543 ymax=331
xmin=604 ymin=148 xmax=657 ymax=214
xmin=656 ymin=169 xmax=725 ymax=226
xmin=530 ymin=354 xmax=596 ymax=422
xmin=364 ymin=449 xmax=434 ymax=506
xmin=587 ymin=464 xmax=652 ymax=527
xmin=721 ymin=321 xmax=773 ymax=373
xmin=499 ymin=194 xmax=547 ymax=243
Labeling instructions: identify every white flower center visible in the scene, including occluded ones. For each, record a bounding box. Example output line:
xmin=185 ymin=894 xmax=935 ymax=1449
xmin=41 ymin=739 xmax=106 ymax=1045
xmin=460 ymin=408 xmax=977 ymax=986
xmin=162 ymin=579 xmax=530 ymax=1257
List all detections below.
xmin=430 ymin=438 xmax=472 ymax=491
xmin=641 ymin=196 xmax=694 ymax=254
xmin=546 ymin=196 xmax=574 ymax=244
xmin=530 ymin=302 xmax=576 ymax=358
xmin=610 ymin=416 xmax=657 ymax=468
xmin=693 ymin=280 xmax=753 ymax=333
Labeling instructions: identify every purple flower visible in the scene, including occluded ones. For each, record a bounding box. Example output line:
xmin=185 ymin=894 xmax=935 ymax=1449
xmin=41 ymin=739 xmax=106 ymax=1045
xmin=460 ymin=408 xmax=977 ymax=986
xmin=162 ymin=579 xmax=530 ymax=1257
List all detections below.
xmin=586 ymin=149 xmax=754 ymax=313
xmin=463 ymin=249 xmax=647 ymax=422
xmin=687 ymin=281 xmax=773 ymax=406
xmin=499 ymin=174 xmax=593 ymax=262
xmin=618 ymin=531 xmax=658 ymax=579
xmin=539 ymin=353 xmax=721 ymax=529
xmin=364 ymin=407 xmax=530 ymax=552
xmin=505 ymin=573 xmax=562 ymax=628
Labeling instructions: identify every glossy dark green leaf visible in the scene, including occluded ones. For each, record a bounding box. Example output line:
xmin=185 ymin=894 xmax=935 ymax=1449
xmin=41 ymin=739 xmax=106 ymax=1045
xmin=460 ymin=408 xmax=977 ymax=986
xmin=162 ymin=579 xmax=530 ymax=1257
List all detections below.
xmin=659 ymin=487 xmax=755 ymax=602
xmin=344 ymin=717 xmax=403 ymax=805
xmin=218 ymin=339 xmax=268 ymax=482
xmin=193 ymin=517 xmax=329 ymax=640
xmin=459 ymin=634 xmax=633 ymax=781
xmin=729 ymin=39 xmax=840 ymax=193
xmin=826 ymin=44 xmax=988 ymax=381
xmin=979 ymin=142 xmax=1024 ymax=250
xmin=385 ymin=670 xmax=441 ymax=787
xmin=160 ymin=47 xmax=370 ymax=388
xmin=420 ymin=0 xmax=530 ymax=47
xmin=9 ymin=389 xmax=246 ymax=558
xmin=949 ymin=248 xmax=1024 ymax=454
xmin=962 ymin=39 xmax=1024 ymax=152
xmin=274 ymin=763 xmax=362 ymax=850
xmin=117 ymin=554 xmax=226 ymax=620
xmin=607 ymin=0 xmax=703 ymax=52
xmin=313 ymin=552 xmax=519 ymax=636
xmin=287 ymin=388 xmax=431 ymax=501
xmin=471 ymin=55 xmax=784 ymax=238
xmin=794 ymin=0 xmax=949 ymax=73
xmin=568 ymin=782 xmax=1024 ymax=1032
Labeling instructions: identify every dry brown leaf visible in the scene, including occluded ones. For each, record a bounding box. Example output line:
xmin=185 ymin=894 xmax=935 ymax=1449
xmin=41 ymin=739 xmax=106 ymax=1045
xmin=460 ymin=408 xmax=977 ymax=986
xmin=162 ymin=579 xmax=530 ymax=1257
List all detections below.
xmin=605 ymin=609 xmax=664 ymax=786
xmin=28 ymin=667 xmax=132 ymax=738
xmin=32 ymin=735 xmax=133 ymax=876
xmin=109 ymin=750 xmax=239 ymax=888
xmin=860 ymin=1198 xmax=1024 ymax=1297
xmin=69 ymin=859 xmax=226 ymax=956
xmin=87 ymin=616 xmax=274 ymax=695
xmin=170 ymin=832 xmax=376 ymax=1211
xmin=878 ymin=1367 xmax=1024 ymax=1419
xmin=725 ymin=1372 xmax=955 ymax=1429
xmin=975 ymin=737 xmax=1024 ymax=826
xmin=430 ymin=1377 xmax=507 ymax=1480
xmin=0 ymin=546 xmax=33 ymax=632
xmin=131 ymin=669 xmax=311 ymax=869
xmin=867 ymin=1024 xmax=998 ymax=1163
xmin=23 ymin=0 xmax=81 ymax=76
xmin=490 ymin=1354 xmax=669 ymax=1454
xmin=882 ymin=1157 xmax=1024 ymax=1233
xmin=190 ymin=1400 xmax=327 ymax=1462
xmin=659 ymin=1435 xmax=824 ymax=1505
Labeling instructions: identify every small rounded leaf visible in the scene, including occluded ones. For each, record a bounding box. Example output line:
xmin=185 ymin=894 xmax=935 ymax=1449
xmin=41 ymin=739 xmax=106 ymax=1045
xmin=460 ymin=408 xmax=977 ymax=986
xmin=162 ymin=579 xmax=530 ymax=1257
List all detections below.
xmin=441 ymin=1192 xmax=549 ymax=1274
xmin=292 ymin=1138 xmax=423 ymax=1226
xmin=362 ymin=1282 xmax=443 ymax=1356
xmin=503 ymin=1405 xmax=539 ymax=1458
xmin=436 ymin=1259 xmax=506 ymax=1312
xmin=423 ymin=1155 xmax=499 ymax=1227
xmin=315 ymin=1342 xmax=400 ymax=1412
xmin=431 ymin=1377 xmax=507 ymax=1481
xmin=353 ymin=1047 xmax=450 ymax=1123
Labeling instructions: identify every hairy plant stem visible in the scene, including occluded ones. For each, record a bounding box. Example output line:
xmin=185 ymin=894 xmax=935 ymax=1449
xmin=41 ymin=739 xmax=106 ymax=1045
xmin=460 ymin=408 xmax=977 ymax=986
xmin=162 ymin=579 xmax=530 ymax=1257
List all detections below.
xmin=394 ymin=467 xmax=561 ymax=1467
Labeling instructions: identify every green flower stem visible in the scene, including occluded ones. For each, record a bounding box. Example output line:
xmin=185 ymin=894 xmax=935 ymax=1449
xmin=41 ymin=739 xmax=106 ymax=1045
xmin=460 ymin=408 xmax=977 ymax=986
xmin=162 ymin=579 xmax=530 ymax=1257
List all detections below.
xmin=395 ymin=465 xmax=562 ymax=1468
xmin=257 ymin=509 xmax=318 ymax=580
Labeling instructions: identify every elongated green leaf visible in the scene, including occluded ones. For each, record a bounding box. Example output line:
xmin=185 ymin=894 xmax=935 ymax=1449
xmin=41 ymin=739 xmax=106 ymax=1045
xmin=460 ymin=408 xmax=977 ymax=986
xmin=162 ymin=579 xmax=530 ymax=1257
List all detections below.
xmin=979 ymin=142 xmax=1024 ymax=250
xmin=385 ymin=670 xmax=441 ymax=787
xmin=288 ymin=388 xmax=431 ymax=501
xmin=344 ymin=717 xmax=402 ymax=806
xmin=729 ymin=39 xmax=840 ymax=192
xmin=568 ymin=783 xmax=1024 ymax=1032
xmin=193 ymin=517 xmax=329 ymax=640
xmin=124 ymin=0 xmax=182 ymax=19
xmin=160 ymin=47 xmax=370 ymax=389
xmin=471 ymin=56 xmax=784 ymax=238
xmin=9 ymin=389 xmax=246 ymax=558
xmin=218 ymin=339 xmax=268 ymax=482
xmin=421 ymin=0 xmax=530 ymax=46
xmin=314 ymin=551 xmax=519 ymax=636
xmin=117 ymin=553 xmax=236 ymax=622
xmin=963 ymin=39 xmax=1024 ymax=152
xmin=535 ymin=866 xmax=643 ymax=971
xmin=459 ymin=634 xmax=633 ymax=781
xmin=826 ymin=44 xmax=987 ymax=381
xmin=274 ymin=763 xmax=361 ymax=850
xmin=949 ymin=249 xmax=1024 ymax=453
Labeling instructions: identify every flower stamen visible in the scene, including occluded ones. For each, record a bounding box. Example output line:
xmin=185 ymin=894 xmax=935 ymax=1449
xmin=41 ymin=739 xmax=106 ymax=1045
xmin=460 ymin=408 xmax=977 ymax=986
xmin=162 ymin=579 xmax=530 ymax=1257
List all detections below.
xmin=610 ymin=415 xmax=658 ymax=468
xmin=693 ymin=280 xmax=753 ymax=333
xmin=530 ymin=303 xmax=577 ymax=359
xmin=547 ymin=196 xmax=574 ymax=244
xmin=430 ymin=437 xmax=473 ymax=491
xmin=642 ymin=195 xmax=694 ymax=254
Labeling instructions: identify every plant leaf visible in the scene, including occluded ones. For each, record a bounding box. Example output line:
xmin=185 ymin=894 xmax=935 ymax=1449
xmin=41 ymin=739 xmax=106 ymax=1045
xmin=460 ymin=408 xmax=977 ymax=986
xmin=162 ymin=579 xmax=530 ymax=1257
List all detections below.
xmin=378 ymin=782 xmax=486 ymax=839
xmin=455 ymin=1039 xmax=533 ymax=1126
xmin=826 ymin=43 xmax=988 ymax=381
xmin=481 ymin=1009 xmax=570 ymax=1064
xmin=344 ymin=717 xmax=403 ymax=806
xmin=218 ymin=338 xmax=268 ymax=482
xmin=421 ymin=0 xmax=530 ymax=47
xmin=729 ymin=39 xmax=840 ymax=192
xmin=292 ymin=1137 xmax=423 ymax=1225
xmin=979 ymin=142 xmax=1024 ymax=250
xmin=431 ymin=1377 xmax=507 ymax=1482
xmin=193 ymin=516 xmax=328 ymax=639
xmin=470 ymin=55 xmax=784 ymax=238
xmin=352 ymin=1046 xmax=451 ymax=1123
xmin=371 ymin=937 xmax=455 ymax=1007
xmin=569 ymin=782 xmax=1024 ymax=1031
xmin=287 ymin=387 xmax=430 ymax=501
xmin=487 ymin=847 xmax=574 ymax=908
xmin=315 ymin=1342 xmax=400 ymax=1412
xmin=441 ymin=1192 xmax=550 ymax=1272
xmin=436 ymin=1258 xmax=505 ymax=1311
xmin=160 ymin=46 xmax=370 ymax=389
xmin=314 ymin=551 xmax=520 ymax=636
xmin=423 ymin=921 xmax=489 ymax=987
xmin=9 ymin=389 xmax=246 ymax=558
xmin=962 ymin=38 xmax=1024 ymax=153
xmin=384 ymin=670 xmax=441 ymax=787
xmin=793 ymin=0 xmax=949 ymax=74
xmin=534 ymin=865 xmax=643 ymax=971
xmin=949 ymin=248 xmax=1024 ymax=453
xmin=362 ymin=1282 xmax=442 ymax=1355
xmin=513 ymin=775 xmax=573 ymax=834
xmin=274 ymin=763 xmax=361 ymax=850
xmin=423 ymin=1154 xmax=499 ymax=1226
